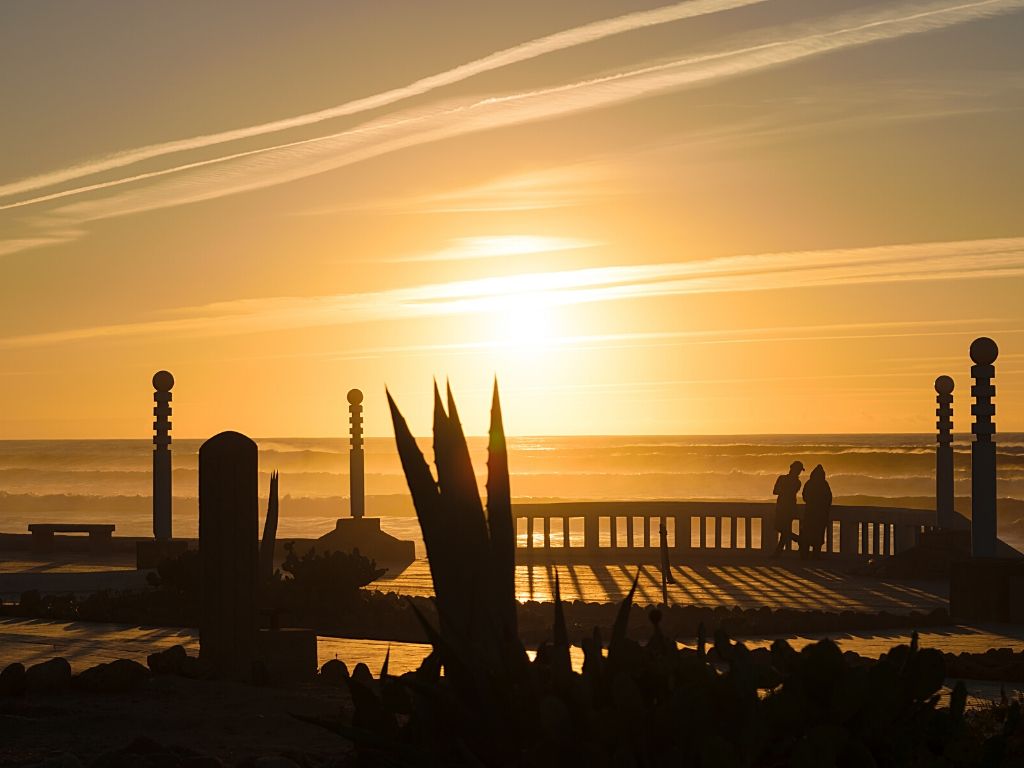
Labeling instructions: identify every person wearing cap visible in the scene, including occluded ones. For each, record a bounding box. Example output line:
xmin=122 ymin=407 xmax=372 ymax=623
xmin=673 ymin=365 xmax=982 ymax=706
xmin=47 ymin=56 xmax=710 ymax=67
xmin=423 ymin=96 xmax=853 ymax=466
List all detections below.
xmin=772 ymin=460 xmax=804 ymax=555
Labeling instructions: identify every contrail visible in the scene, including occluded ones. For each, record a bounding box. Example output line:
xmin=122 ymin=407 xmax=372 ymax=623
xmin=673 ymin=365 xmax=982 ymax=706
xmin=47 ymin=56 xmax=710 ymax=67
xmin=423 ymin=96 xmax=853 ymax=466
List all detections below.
xmin=3 ymin=0 xmax=1020 ymax=223
xmin=0 ymin=0 xmax=769 ymax=200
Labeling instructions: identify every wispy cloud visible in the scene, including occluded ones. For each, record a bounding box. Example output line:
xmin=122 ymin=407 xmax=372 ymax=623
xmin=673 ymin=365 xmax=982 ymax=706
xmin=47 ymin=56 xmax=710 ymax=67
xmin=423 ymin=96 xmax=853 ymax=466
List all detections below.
xmin=0 ymin=0 xmax=769 ymax=202
xmin=3 ymin=0 xmax=1021 ymax=248
xmin=387 ymin=235 xmax=599 ymax=263
xmin=2 ymin=236 xmax=1021 ymax=350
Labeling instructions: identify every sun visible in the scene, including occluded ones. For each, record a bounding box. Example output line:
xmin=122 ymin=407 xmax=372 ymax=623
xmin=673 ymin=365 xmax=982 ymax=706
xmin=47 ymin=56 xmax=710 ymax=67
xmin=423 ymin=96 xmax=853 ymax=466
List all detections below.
xmin=492 ymin=294 xmax=556 ymax=348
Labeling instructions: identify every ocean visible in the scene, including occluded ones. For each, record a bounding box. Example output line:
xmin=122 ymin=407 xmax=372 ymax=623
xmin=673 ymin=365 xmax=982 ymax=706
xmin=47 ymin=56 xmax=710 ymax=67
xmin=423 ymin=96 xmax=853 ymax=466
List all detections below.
xmin=2 ymin=435 xmax=1024 ymax=552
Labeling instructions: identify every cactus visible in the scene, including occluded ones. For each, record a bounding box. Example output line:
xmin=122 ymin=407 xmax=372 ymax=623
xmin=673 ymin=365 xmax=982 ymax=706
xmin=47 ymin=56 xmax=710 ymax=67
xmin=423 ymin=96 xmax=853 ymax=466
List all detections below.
xmin=259 ymin=470 xmax=279 ymax=581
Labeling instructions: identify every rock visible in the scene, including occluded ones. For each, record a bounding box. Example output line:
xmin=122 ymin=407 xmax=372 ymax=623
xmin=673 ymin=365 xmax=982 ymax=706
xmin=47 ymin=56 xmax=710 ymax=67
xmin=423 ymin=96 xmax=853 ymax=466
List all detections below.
xmin=74 ymin=658 xmax=150 ymax=693
xmin=33 ymin=753 xmax=83 ymax=767
xmin=0 ymin=662 xmax=27 ymax=696
xmin=179 ymin=758 xmax=224 ymax=768
xmin=147 ymin=644 xmax=188 ymax=675
xmin=251 ymin=758 xmax=301 ymax=768
xmin=179 ymin=655 xmax=215 ymax=680
xmin=25 ymin=657 xmax=71 ymax=693
xmin=319 ymin=658 xmax=349 ymax=686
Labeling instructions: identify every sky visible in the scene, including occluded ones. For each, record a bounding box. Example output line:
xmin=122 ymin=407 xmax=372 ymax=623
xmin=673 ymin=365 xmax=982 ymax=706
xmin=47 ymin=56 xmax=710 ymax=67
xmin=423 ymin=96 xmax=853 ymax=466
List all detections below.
xmin=1 ymin=0 xmax=1023 ymax=439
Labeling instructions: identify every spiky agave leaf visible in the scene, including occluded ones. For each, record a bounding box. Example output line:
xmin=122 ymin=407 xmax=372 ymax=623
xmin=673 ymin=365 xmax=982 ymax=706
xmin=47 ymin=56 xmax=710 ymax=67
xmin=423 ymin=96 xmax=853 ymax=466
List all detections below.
xmin=609 ymin=569 xmax=640 ymax=660
xmin=486 ymin=379 xmax=516 ymax=636
xmin=550 ymin=570 xmax=571 ymax=679
xmin=259 ymin=470 xmax=279 ymax=581
xmin=428 ymin=381 xmax=494 ymax=643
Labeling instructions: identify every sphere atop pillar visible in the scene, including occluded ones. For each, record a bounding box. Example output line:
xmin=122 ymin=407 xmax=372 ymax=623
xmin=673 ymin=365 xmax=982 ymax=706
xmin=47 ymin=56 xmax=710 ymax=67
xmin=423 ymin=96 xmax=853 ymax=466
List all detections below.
xmin=934 ymin=375 xmax=955 ymax=395
xmin=970 ymin=337 xmax=999 ymax=366
xmin=153 ymin=370 xmax=175 ymax=392
xmin=347 ymin=388 xmax=363 ymax=405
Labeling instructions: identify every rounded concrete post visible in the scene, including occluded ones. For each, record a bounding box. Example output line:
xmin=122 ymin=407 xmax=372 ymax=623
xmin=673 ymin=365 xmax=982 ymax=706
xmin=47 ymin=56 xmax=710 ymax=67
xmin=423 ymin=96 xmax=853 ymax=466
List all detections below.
xmin=199 ymin=431 xmax=259 ymax=679
xmin=934 ymin=375 xmax=955 ymax=529
xmin=970 ymin=337 xmax=998 ymax=558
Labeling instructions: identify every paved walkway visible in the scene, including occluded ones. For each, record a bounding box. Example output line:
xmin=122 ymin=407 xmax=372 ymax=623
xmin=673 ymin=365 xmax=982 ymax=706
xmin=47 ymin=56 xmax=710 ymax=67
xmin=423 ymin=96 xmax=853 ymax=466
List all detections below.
xmin=378 ymin=560 xmax=947 ymax=612
xmin=3 ymin=617 xmax=1020 ymax=677
xmin=2 ymin=551 xmax=946 ymax=613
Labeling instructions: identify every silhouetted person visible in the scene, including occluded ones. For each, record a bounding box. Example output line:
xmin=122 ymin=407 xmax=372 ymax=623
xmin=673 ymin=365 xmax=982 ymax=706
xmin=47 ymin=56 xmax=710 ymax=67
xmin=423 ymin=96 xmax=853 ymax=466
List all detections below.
xmin=772 ymin=461 xmax=803 ymax=555
xmin=800 ymin=464 xmax=832 ymax=560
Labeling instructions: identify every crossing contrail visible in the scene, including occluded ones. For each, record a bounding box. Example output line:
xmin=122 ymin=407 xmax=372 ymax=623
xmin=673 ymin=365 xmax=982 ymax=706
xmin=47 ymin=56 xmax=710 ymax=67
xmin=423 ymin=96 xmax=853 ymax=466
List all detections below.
xmin=2 ymin=0 xmax=1020 ymax=223
xmin=0 ymin=0 xmax=769 ymax=201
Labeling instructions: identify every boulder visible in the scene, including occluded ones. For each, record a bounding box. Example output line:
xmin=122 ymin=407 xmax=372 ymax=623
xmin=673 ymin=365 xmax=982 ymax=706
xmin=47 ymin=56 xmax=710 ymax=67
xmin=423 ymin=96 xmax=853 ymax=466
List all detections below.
xmin=0 ymin=662 xmax=27 ymax=696
xmin=74 ymin=658 xmax=150 ymax=693
xmin=147 ymin=644 xmax=189 ymax=675
xmin=25 ymin=657 xmax=71 ymax=693
xmin=319 ymin=658 xmax=349 ymax=686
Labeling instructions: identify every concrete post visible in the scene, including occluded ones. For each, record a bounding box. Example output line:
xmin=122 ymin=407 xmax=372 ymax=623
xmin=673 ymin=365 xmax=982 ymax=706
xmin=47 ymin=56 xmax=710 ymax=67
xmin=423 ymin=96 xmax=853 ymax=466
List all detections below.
xmin=935 ymin=375 xmax=955 ymax=529
xmin=199 ymin=431 xmax=259 ymax=680
xmin=152 ymin=371 xmax=174 ymax=541
xmin=347 ymin=389 xmax=364 ymax=519
xmin=970 ymin=337 xmax=999 ymax=557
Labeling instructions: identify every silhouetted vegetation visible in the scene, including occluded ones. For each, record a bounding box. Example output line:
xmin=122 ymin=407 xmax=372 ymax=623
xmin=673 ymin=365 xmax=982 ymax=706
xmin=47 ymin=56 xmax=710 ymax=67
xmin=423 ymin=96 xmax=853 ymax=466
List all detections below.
xmin=323 ymin=382 xmax=1024 ymax=766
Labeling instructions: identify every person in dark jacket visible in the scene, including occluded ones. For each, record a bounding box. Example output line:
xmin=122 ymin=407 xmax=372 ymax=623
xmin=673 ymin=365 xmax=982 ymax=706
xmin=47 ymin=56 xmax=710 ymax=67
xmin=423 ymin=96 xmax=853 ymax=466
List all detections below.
xmin=773 ymin=461 xmax=803 ymax=554
xmin=800 ymin=464 xmax=833 ymax=560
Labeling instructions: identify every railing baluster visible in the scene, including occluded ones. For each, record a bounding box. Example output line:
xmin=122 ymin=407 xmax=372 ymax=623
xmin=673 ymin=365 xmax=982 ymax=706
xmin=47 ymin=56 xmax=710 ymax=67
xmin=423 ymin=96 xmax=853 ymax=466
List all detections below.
xmin=699 ymin=515 xmax=707 ymax=549
xmin=562 ymin=517 xmax=570 ymax=549
xmin=745 ymin=516 xmax=752 ymax=549
xmin=883 ymin=522 xmax=891 ymax=557
xmin=730 ymin=516 xmax=737 ymax=549
xmin=872 ymin=521 xmax=881 ymax=556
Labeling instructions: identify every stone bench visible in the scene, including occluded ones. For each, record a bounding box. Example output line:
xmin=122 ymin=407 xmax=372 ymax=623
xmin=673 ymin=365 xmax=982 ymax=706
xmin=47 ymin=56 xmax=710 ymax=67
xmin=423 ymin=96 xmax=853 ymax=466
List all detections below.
xmin=28 ymin=524 xmax=116 ymax=553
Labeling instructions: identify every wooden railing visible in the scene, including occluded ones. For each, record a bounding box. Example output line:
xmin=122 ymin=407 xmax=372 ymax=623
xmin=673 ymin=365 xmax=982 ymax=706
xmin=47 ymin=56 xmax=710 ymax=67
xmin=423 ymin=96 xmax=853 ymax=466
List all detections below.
xmin=512 ymin=501 xmax=935 ymax=563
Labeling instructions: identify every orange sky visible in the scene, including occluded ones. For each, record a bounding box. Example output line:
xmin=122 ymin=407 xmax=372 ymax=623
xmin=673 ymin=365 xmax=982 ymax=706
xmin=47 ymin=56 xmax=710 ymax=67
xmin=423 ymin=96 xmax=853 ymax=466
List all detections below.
xmin=1 ymin=0 xmax=1023 ymax=438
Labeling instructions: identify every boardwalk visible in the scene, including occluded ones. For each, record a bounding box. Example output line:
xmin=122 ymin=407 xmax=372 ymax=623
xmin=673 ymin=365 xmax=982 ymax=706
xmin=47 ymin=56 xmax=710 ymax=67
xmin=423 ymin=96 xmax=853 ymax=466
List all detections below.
xmin=378 ymin=560 xmax=947 ymax=613
xmin=0 ymin=549 xmax=946 ymax=613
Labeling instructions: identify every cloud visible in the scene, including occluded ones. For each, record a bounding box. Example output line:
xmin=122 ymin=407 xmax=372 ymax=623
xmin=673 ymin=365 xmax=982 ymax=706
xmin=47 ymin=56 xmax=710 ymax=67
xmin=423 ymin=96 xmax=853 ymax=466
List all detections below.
xmin=387 ymin=235 xmax=599 ymax=263
xmin=1 ymin=236 xmax=1021 ymax=350
xmin=0 ymin=0 xmax=770 ymax=202
xmin=3 ymin=0 xmax=1022 ymax=239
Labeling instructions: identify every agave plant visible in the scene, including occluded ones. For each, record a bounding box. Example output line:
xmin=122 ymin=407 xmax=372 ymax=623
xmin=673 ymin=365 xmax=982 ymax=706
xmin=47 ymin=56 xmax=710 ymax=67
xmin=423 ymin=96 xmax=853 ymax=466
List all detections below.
xmin=387 ymin=380 xmax=523 ymax=681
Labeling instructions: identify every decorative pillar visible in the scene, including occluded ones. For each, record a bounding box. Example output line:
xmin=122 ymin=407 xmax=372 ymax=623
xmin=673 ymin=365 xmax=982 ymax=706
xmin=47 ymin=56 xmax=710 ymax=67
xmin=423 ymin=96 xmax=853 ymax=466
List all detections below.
xmin=970 ymin=337 xmax=999 ymax=557
xmin=152 ymin=370 xmax=174 ymax=541
xmin=934 ymin=375 xmax=955 ymax=529
xmin=347 ymin=389 xmax=364 ymax=519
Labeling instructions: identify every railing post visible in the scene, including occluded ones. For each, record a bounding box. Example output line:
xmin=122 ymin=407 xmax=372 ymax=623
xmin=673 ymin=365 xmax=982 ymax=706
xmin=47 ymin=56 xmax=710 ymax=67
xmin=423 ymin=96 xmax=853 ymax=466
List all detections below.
xmin=527 ymin=516 xmax=534 ymax=550
xmin=745 ymin=516 xmax=753 ymax=550
xmin=730 ymin=516 xmax=738 ymax=549
xmin=543 ymin=516 xmax=550 ymax=548
xmin=585 ymin=515 xmax=599 ymax=553
xmin=674 ymin=514 xmax=685 ymax=551
xmin=562 ymin=517 xmax=570 ymax=548
xmin=626 ymin=516 xmax=634 ymax=548
xmin=935 ymin=375 xmax=956 ymax=529
xmin=643 ymin=516 xmax=651 ymax=548
xmin=714 ymin=516 xmax=722 ymax=548
xmin=839 ymin=519 xmax=856 ymax=555
xmin=609 ymin=516 xmax=618 ymax=548
xmin=760 ymin=511 xmax=772 ymax=552
xmin=699 ymin=515 xmax=707 ymax=549
xmin=970 ymin=337 xmax=999 ymax=558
